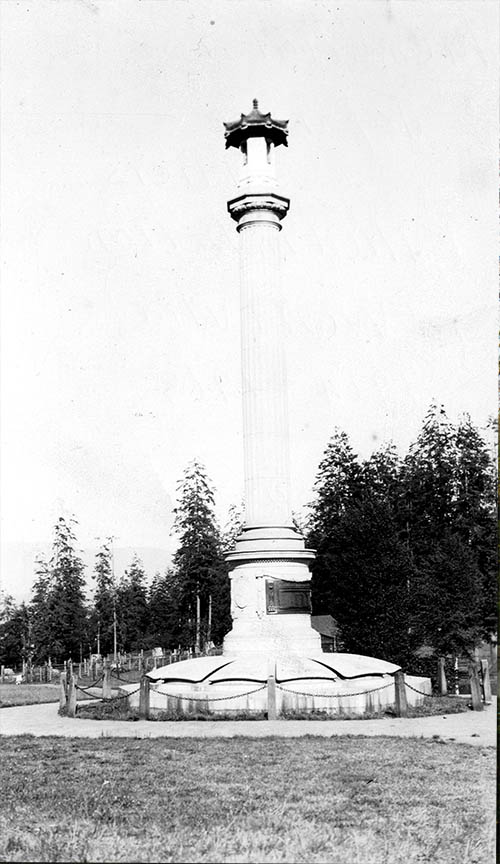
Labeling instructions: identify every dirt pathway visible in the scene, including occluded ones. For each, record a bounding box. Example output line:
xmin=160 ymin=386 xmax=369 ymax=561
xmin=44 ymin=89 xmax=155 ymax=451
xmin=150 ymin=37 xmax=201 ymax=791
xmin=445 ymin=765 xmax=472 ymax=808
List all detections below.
xmin=0 ymin=699 xmax=495 ymax=745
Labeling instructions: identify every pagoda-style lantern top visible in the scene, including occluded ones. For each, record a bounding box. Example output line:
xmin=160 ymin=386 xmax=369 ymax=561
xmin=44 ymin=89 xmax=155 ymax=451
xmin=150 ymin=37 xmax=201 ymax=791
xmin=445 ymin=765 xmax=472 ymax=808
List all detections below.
xmin=224 ymin=99 xmax=288 ymax=150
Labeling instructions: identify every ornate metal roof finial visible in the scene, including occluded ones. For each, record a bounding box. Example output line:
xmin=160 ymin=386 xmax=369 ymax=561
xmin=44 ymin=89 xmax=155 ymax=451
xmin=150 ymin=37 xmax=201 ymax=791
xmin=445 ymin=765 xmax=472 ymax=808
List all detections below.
xmin=223 ymin=101 xmax=289 ymax=149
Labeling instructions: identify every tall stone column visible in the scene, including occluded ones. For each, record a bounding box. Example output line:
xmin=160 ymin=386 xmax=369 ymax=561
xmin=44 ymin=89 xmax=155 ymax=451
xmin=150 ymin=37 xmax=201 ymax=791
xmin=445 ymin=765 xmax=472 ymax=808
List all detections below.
xmin=231 ymin=192 xmax=290 ymax=527
xmin=222 ymin=101 xmax=321 ymax=661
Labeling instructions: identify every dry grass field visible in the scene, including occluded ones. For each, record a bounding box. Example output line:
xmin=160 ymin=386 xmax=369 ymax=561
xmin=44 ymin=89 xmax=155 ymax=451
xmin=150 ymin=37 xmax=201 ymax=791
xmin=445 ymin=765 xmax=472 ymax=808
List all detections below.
xmin=0 ymin=735 xmax=494 ymax=863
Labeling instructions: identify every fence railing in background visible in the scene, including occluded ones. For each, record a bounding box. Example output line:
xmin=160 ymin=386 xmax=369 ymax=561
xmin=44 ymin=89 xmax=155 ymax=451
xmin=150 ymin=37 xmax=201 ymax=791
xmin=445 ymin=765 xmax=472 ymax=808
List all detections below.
xmin=0 ymin=646 xmax=224 ymax=687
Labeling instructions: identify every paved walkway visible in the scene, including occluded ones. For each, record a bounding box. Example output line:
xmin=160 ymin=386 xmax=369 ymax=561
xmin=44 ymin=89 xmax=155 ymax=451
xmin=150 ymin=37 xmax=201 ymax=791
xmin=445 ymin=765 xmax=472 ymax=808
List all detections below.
xmin=0 ymin=700 xmax=495 ymax=746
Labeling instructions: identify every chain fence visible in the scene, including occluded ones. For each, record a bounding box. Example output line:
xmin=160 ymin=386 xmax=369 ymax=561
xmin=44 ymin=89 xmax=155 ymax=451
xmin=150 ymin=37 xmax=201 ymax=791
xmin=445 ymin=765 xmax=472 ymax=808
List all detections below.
xmin=276 ymin=681 xmax=394 ymax=699
xmin=153 ymin=684 xmax=267 ymax=703
xmin=404 ymin=680 xmax=459 ymax=699
xmin=74 ymin=673 xmax=104 ymax=692
xmin=74 ymin=683 xmax=141 ymax=702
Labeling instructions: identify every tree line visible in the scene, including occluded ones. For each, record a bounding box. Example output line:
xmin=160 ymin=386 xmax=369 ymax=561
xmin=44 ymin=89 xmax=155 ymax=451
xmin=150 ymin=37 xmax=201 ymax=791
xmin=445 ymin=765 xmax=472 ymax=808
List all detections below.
xmin=0 ymin=405 xmax=496 ymax=671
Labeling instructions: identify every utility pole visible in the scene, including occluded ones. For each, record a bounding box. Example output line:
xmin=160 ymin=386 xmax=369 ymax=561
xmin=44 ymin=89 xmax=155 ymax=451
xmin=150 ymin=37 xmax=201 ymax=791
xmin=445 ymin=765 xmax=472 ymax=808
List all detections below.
xmin=195 ymin=593 xmax=201 ymax=654
xmin=207 ymin=594 xmax=212 ymax=648
xmin=110 ymin=535 xmax=118 ymax=665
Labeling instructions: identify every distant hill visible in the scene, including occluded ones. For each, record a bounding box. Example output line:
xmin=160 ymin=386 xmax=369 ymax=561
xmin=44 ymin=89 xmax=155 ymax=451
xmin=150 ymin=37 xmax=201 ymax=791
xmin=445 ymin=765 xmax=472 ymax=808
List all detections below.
xmin=0 ymin=541 xmax=173 ymax=603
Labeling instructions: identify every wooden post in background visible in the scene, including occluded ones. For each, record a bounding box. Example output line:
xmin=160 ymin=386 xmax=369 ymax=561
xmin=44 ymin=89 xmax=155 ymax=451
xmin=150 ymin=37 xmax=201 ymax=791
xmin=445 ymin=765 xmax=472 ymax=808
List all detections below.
xmin=480 ymin=659 xmax=492 ymax=704
xmin=1 ymin=666 xmax=4 ymax=684
xmin=267 ymin=674 xmax=277 ymax=721
xmin=394 ymin=670 xmax=408 ymax=717
xmin=437 ymin=657 xmax=447 ymax=696
xmin=59 ymin=678 xmax=67 ymax=710
xmin=102 ymin=659 xmax=112 ymax=699
xmin=139 ymin=676 xmax=150 ymax=719
xmin=468 ymin=663 xmax=483 ymax=711
xmin=67 ymin=675 xmax=77 ymax=717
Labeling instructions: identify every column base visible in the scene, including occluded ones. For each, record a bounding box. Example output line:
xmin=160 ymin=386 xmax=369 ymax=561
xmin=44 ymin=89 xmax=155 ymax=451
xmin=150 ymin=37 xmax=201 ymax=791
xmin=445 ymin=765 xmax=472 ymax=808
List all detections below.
xmin=223 ymin=526 xmax=321 ymax=658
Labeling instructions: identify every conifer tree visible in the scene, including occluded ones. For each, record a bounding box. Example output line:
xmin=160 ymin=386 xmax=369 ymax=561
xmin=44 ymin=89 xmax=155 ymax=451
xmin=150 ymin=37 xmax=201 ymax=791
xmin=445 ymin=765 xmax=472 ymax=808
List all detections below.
xmin=46 ymin=517 xmax=88 ymax=662
xmin=172 ymin=460 xmax=230 ymax=649
xmin=147 ymin=569 xmax=180 ymax=649
xmin=116 ymin=555 xmax=149 ymax=652
xmin=90 ymin=540 xmax=116 ymax=656
xmin=308 ymin=438 xmax=412 ymax=665
xmin=307 ymin=430 xmax=363 ymax=616
xmin=0 ymin=594 xmax=29 ymax=668
xmin=29 ymin=556 xmax=55 ymax=663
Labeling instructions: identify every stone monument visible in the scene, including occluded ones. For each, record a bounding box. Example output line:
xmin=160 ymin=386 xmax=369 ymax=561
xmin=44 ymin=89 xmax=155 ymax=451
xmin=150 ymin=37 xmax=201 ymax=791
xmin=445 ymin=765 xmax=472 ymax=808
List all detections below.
xmin=134 ymin=102 xmax=431 ymax=716
xmin=222 ymin=99 xmax=321 ymax=664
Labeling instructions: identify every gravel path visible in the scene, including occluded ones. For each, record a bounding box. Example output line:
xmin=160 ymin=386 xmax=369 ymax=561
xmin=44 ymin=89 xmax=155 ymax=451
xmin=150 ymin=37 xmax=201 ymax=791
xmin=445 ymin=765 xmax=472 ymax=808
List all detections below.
xmin=0 ymin=699 xmax=495 ymax=746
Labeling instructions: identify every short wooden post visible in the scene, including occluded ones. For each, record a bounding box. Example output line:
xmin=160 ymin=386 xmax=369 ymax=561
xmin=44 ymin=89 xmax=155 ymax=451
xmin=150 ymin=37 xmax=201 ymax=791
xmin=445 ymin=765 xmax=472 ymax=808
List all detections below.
xmin=102 ymin=659 xmax=112 ymax=699
xmin=480 ymin=659 xmax=492 ymax=704
xmin=48 ymin=659 xmax=52 ymax=682
xmin=59 ymin=678 xmax=67 ymax=710
xmin=1 ymin=665 xmax=4 ymax=684
xmin=437 ymin=657 xmax=447 ymax=696
xmin=394 ymin=669 xmax=408 ymax=717
xmin=468 ymin=662 xmax=483 ymax=711
xmin=139 ymin=676 xmax=150 ymax=719
xmin=267 ymin=674 xmax=278 ymax=721
xmin=67 ymin=675 xmax=77 ymax=717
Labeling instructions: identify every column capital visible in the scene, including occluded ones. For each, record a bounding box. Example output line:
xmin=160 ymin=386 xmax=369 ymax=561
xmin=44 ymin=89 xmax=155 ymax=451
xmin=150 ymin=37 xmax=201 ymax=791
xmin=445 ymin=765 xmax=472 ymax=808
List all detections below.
xmin=227 ymin=192 xmax=290 ymax=228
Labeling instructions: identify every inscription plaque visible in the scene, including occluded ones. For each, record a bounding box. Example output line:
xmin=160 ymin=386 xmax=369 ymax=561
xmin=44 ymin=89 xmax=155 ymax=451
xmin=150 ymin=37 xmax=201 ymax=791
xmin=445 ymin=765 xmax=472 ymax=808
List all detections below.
xmin=265 ymin=579 xmax=312 ymax=615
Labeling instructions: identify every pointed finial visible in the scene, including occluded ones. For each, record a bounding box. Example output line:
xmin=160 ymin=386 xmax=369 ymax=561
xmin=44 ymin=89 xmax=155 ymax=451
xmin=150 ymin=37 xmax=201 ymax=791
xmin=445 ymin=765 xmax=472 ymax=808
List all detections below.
xmin=253 ymin=98 xmax=259 ymax=109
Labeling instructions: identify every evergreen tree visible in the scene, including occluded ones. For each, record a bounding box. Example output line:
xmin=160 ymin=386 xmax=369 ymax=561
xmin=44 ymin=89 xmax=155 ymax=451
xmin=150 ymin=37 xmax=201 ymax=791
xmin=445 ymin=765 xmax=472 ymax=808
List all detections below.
xmin=308 ymin=438 xmax=412 ymax=666
xmin=454 ymin=415 xmax=497 ymax=638
xmin=410 ymin=533 xmax=484 ymax=657
xmin=400 ymin=403 xmax=457 ymax=553
xmin=307 ymin=430 xmax=363 ymax=616
xmin=90 ymin=540 xmax=116 ymax=656
xmin=221 ymin=503 xmax=245 ymax=554
xmin=29 ymin=556 xmax=55 ymax=663
xmin=47 ymin=517 xmax=88 ymax=662
xmin=0 ymin=594 xmax=29 ymax=668
xmin=116 ymin=555 xmax=149 ymax=652
xmin=147 ymin=569 xmax=179 ymax=649
xmin=172 ymin=460 xmax=230 ymax=649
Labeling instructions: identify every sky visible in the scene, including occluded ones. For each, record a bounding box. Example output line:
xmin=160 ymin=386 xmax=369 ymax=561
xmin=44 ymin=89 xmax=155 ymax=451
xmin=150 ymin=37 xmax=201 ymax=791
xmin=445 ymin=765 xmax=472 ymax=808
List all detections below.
xmin=1 ymin=0 xmax=498 ymax=601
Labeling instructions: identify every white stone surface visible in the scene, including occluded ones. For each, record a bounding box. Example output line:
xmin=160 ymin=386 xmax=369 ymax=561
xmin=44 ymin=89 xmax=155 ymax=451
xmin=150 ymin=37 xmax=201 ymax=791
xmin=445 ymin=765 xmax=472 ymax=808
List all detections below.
xmin=238 ymin=209 xmax=291 ymax=526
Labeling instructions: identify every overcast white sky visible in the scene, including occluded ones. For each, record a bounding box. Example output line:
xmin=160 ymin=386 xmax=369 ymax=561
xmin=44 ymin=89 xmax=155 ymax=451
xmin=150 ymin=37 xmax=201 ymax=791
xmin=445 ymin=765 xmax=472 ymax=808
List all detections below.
xmin=1 ymin=0 xmax=497 ymax=600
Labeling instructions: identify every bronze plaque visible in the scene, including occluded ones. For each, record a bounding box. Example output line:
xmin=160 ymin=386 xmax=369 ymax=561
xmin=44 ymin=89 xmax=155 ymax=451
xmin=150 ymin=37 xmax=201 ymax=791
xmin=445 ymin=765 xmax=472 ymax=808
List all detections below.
xmin=265 ymin=579 xmax=312 ymax=615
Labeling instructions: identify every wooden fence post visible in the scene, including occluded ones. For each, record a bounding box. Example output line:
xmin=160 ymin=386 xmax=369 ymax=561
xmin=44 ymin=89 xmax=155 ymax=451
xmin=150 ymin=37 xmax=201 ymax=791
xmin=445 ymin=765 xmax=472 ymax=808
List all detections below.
xmin=480 ymin=659 xmax=492 ymax=704
xmin=468 ymin=662 xmax=483 ymax=711
xmin=0 ymin=665 xmax=4 ymax=684
xmin=67 ymin=675 xmax=77 ymax=717
xmin=59 ymin=678 xmax=67 ymax=710
xmin=394 ymin=669 xmax=408 ymax=717
xmin=102 ymin=659 xmax=112 ymax=699
xmin=437 ymin=657 xmax=447 ymax=696
xmin=139 ymin=676 xmax=150 ymax=719
xmin=267 ymin=674 xmax=278 ymax=721
xmin=48 ymin=659 xmax=52 ymax=683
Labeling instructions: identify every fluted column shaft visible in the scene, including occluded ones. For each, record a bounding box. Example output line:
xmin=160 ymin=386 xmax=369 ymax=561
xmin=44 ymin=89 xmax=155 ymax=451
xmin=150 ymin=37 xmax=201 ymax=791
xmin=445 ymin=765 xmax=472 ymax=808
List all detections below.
xmin=229 ymin=194 xmax=291 ymax=527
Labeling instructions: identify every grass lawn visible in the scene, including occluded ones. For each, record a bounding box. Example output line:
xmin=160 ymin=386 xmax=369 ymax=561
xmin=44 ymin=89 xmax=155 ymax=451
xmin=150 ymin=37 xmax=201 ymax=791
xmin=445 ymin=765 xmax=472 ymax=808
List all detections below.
xmin=0 ymin=684 xmax=94 ymax=708
xmin=0 ymin=736 xmax=494 ymax=863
